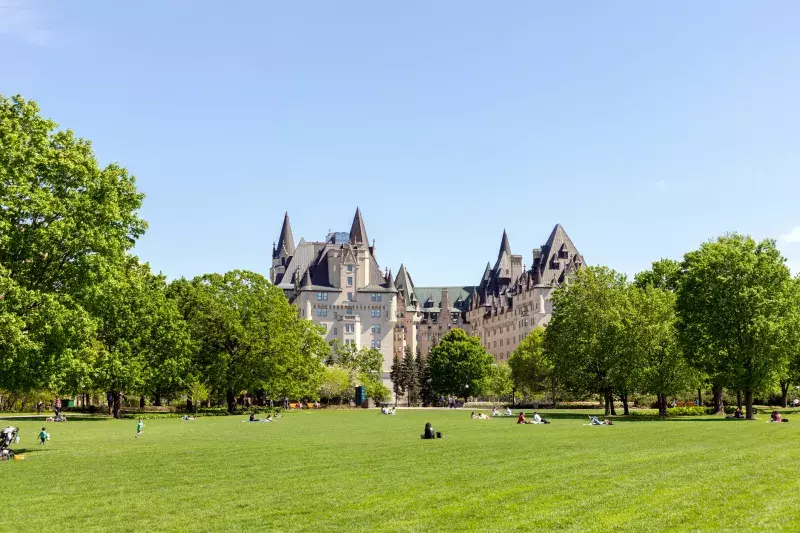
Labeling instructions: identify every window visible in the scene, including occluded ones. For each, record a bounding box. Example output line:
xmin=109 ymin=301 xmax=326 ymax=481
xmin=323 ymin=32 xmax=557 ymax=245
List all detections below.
xmin=347 ymin=307 xmax=354 ymax=314
xmin=316 ymin=292 xmax=328 ymax=301
xmin=347 ymin=264 xmax=354 ymax=272
xmin=345 ymin=323 xmax=355 ymax=334
xmin=347 ymin=292 xmax=354 ymax=301
xmin=371 ymin=293 xmax=382 ymax=302
xmin=333 ymin=327 xmax=338 ymax=335
xmin=345 ymin=339 xmax=355 ymax=346
xmin=371 ymin=340 xmax=382 ymax=349
xmin=371 ymin=309 xmax=381 ymax=318
xmin=371 ymin=324 xmax=381 ymax=334
xmin=347 ymin=276 xmax=353 ymax=287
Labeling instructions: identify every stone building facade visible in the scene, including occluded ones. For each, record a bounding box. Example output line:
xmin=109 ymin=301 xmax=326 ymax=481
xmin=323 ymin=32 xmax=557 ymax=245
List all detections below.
xmin=270 ymin=209 xmax=398 ymax=386
xmin=270 ymin=208 xmax=583 ymax=376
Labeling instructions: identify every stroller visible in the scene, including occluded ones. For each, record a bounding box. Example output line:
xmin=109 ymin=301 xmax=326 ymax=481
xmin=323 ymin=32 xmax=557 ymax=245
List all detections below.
xmin=1 ymin=426 xmax=19 ymax=458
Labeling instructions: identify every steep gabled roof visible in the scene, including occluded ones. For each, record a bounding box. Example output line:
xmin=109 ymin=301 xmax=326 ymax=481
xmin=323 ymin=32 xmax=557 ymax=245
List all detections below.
xmin=394 ymin=263 xmax=416 ymax=304
xmin=274 ymin=211 xmax=295 ymax=258
xmin=349 ymin=207 xmax=369 ymax=245
xmin=534 ymin=224 xmax=584 ymax=285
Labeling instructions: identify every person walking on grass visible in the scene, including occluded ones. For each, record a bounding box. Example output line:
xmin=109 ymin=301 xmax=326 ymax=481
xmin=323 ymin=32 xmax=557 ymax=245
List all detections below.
xmin=39 ymin=427 xmax=48 ymax=445
xmin=135 ymin=419 xmax=144 ymax=438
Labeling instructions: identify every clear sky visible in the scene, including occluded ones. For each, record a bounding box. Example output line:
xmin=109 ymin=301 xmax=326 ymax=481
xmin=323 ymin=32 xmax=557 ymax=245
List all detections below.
xmin=2 ymin=1 xmax=799 ymax=285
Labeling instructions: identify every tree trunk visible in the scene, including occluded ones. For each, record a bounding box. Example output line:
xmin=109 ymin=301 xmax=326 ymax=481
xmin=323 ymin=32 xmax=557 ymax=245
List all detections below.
xmin=154 ymin=393 xmax=162 ymax=407
xmin=621 ymin=394 xmax=629 ymax=416
xmin=780 ymin=381 xmax=790 ymax=408
xmin=112 ymin=392 xmax=122 ymax=419
xmin=603 ymin=390 xmax=611 ymax=416
xmin=186 ymin=397 xmax=193 ymax=411
xmin=745 ymin=389 xmax=754 ymax=420
xmin=226 ymin=389 xmax=235 ymax=413
xmin=551 ymin=379 xmax=557 ymax=409
xmin=736 ymin=390 xmax=742 ymax=410
xmin=712 ymin=382 xmax=724 ymax=414
xmin=658 ymin=394 xmax=668 ymax=418
xmin=697 ymin=388 xmax=702 ymax=407
xmin=139 ymin=396 xmax=145 ymax=409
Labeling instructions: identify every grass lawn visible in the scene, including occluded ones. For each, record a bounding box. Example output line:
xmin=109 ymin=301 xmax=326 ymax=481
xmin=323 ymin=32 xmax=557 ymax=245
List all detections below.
xmin=3 ymin=409 xmax=800 ymax=532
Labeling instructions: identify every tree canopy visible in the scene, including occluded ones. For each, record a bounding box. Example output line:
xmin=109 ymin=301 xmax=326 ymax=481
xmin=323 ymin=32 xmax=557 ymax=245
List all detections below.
xmin=428 ymin=329 xmax=493 ymax=400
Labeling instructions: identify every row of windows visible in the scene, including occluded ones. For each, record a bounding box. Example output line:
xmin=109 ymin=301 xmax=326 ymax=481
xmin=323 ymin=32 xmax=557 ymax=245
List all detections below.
xmin=371 ymin=340 xmax=382 ymax=349
xmin=316 ymin=292 xmax=329 ymax=301
xmin=337 ymin=339 xmax=382 ymax=349
xmin=316 ymin=308 xmax=328 ymax=317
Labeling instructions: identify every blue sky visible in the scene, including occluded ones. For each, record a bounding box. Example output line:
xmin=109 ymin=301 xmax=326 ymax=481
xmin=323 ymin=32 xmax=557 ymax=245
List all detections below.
xmin=2 ymin=1 xmax=799 ymax=285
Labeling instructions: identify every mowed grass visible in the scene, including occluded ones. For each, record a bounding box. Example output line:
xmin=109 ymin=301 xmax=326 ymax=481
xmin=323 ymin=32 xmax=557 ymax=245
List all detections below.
xmin=3 ymin=409 xmax=800 ymax=532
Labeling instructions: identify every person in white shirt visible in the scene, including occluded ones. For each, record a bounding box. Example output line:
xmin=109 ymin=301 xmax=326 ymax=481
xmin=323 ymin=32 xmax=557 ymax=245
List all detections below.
xmin=505 ymin=407 xmax=513 ymax=416
xmin=533 ymin=412 xmax=542 ymax=424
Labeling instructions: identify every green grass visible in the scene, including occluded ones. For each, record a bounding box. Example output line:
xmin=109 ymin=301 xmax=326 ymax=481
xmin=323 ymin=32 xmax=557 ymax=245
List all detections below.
xmin=3 ymin=409 xmax=800 ymax=532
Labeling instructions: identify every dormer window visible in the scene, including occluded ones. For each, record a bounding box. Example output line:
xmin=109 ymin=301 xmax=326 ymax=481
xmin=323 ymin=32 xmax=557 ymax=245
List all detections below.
xmin=347 ymin=264 xmax=354 ymax=272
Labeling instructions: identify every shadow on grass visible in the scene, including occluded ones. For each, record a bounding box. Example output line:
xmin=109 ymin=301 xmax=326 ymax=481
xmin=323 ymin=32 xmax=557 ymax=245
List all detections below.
xmin=0 ymin=416 xmax=110 ymax=422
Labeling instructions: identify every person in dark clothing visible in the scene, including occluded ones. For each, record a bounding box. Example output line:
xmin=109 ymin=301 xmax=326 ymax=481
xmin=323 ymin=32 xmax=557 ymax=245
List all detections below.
xmin=421 ymin=422 xmax=440 ymax=439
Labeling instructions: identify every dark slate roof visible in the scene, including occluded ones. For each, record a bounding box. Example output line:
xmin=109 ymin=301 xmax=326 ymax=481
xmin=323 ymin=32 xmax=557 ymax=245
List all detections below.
xmin=394 ymin=263 xmax=416 ymax=304
xmin=274 ymin=212 xmax=295 ymax=259
xmin=531 ymin=224 xmax=584 ymax=286
xmin=349 ymin=207 xmax=369 ymax=245
xmin=414 ymin=286 xmax=476 ymax=313
xmin=493 ymin=230 xmax=513 ymax=280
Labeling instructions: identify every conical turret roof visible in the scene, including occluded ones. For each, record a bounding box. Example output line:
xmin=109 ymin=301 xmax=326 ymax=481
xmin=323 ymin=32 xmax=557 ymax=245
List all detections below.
xmin=349 ymin=207 xmax=368 ymax=245
xmin=274 ymin=212 xmax=295 ymax=258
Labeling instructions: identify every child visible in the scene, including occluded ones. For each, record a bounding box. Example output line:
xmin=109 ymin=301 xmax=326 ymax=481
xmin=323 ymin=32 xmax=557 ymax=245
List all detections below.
xmin=39 ymin=427 xmax=48 ymax=445
xmin=135 ymin=419 xmax=144 ymax=438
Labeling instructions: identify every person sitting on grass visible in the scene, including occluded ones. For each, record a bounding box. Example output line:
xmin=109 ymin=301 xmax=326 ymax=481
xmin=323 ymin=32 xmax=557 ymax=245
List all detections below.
xmin=39 ymin=427 xmax=48 ymax=445
xmin=533 ymin=412 xmax=549 ymax=424
xmin=518 ymin=412 xmax=534 ymax=424
xmin=491 ymin=406 xmax=499 ymax=417
xmin=770 ymin=411 xmax=783 ymax=423
xmin=421 ymin=422 xmax=437 ymax=439
xmin=505 ymin=406 xmax=513 ymax=417
xmin=470 ymin=412 xmax=478 ymax=419
xmin=249 ymin=413 xmax=258 ymax=422
xmin=727 ymin=408 xmax=744 ymax=419
xmin=181 ymin=415 xmax=195 ymax=421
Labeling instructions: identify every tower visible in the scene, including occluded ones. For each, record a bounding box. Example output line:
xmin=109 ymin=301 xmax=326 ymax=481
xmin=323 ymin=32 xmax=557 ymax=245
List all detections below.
xmin=270 ymin=212 xmax=295 ymax=284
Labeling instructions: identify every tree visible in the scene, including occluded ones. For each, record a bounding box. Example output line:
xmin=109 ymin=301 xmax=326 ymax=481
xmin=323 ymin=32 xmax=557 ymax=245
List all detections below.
xmin=417 ymin=350 xmax=435 ymax=406
xmin=677 ymin=234 xmax=793 ymax=419
xmin=170 ymin=270 xmax=326 ymax=413
xmin=623 ymin=285 xmax=695 ymax=417
xmin=0 ymin=94 xmax=146 ymax=394
xmin=777 ymin=277 xmax=800 ymax=407
xmin=186 ymin=378 xmax=209 ymax=413
xmin=318 ymin=365 xmax=351 ymax=404
xmin=485 ymin=363 xmax=514 ymax=402
xmin=508 ymin=328 xmax=554 ymax=404
xmin=428 ymin=329 xmax=493 ymax=402
xmin=402 ymin=346 xmax=419 ymax=406
xmin=76 ymin=259 xmax=192 ymax=417
xmin=634 ymin=258 xmax=681 ymax=291
xmin=545 ymin=266 xmax=628 ymax=415
xmin=389 ymin=355 xmax=404 ymax=406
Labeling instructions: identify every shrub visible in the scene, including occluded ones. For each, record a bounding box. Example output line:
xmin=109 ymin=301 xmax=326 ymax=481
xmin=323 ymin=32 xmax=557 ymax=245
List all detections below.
xmin=667 ymin=406 xmax=706 ymax=416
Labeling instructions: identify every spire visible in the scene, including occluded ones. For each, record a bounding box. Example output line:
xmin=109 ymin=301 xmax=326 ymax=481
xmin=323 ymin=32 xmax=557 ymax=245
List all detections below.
xmin=302 ymin=269 xmax=312 ymax=288
xmin=384 ymin=268 xmax=394 ymax=288
xmin=498 ymin=229 xmax=511 ymax=259
xmin=349 ymin=207 xmax=368 ymax=245
xmin=275 ymin=212 xmax=295 ymax=259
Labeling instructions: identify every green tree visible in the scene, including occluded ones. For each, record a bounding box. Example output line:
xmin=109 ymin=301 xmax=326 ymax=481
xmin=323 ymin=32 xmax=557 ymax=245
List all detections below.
xmin=428 ymin=329 xmax=493 ymax=402
xmin=508 ymin=328 xmax=554 ymax=404
xmin=402 ymin=346 xmax=419 ymax=406
xmin=485 ymin=363 xmax=514 ymax=402
xmin=624 ymin=285 xmax=695 ymax=417
xmin=318 ymin=365 xmax=351 ymax=404
xmin=170 ymin=270 xmax=326 ymax=413
xmin=389 ymin=354 xmax=404 ymax=406
xmin=545 ymin=266 xmax=628 ymax=415
xmin=417 ymin=349 xmax=435 ymax=406
xmin=634 ymin=258 xmax=682 ymax=291
xmin=677 ymin=234 xmax=793 ymax=419
xmin=0 ymin=94 xmax=147 ymax=394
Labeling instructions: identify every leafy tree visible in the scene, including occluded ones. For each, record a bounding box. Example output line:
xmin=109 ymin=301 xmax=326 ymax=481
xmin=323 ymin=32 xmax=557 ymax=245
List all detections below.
xmin=318 ymin=365 xmax=351 ymax=404
xmin=634 ymin=258 xmax=681 ymax=291
xmin=545 ymin=266 xmax=628 ymax=415
xmin=624 ymin=285 xmax=695 ymax=417
xmin=170 ymin=270 xmax=326 ymax=413
xmin=402 ymin=346 xmax=419 ymax=406
xmin=364 ymin=380 xmax=392 ymax=404
xmin=0 ymin=94 xmax=146 ymax=394
xmin=777 ymin=277 xmax=800 ymax=407
xmin=485 ymin=363 xmax=514 ymax=402
xmin=428 ymin=329 xmax=493 ymax=402
xmin=508 ymin=328 xmax=554 ymax=404
xmin=389 ymin=354 xmax=404 ymax=406
xmin=75 ymin=259 xmax=192 ymax=417
xmin=677 ymin=234 xmax=793 ymax=419
xmin=186 ymin=378 xmax=209 ymax=413
xmin=417 ymin=350 xmax=435 ymax=406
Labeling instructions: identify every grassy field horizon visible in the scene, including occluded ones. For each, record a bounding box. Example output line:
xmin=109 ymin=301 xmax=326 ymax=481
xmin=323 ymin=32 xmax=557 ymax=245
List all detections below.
xmin=3 ymin=409 xmax=799 ymax=532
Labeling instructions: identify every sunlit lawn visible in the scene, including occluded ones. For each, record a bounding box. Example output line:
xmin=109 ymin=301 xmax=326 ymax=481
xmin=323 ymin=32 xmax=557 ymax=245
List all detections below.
xmin=3 ymin=408 xmax=800 ymax=532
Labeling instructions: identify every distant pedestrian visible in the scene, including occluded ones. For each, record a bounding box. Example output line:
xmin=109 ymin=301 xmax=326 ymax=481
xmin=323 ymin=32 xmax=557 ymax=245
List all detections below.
xmin=36 ymin=401 xmax=43 ymax=415
xmin=283 ymin=397 xmax=289 ymax=410
xmin=39 ymin=427 xmax=48 ymax=445
xmin=135 ymin=419 xmax=144 ymax=438
xmin=55 ymin=398 xmax=62 ymax=413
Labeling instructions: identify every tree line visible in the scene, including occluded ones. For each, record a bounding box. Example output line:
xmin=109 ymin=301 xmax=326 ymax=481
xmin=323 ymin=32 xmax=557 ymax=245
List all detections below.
xmin=510 ymin=237 xmax=800 ymax=420
xmin=0 ymin=95 xmax=387 ymax=416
